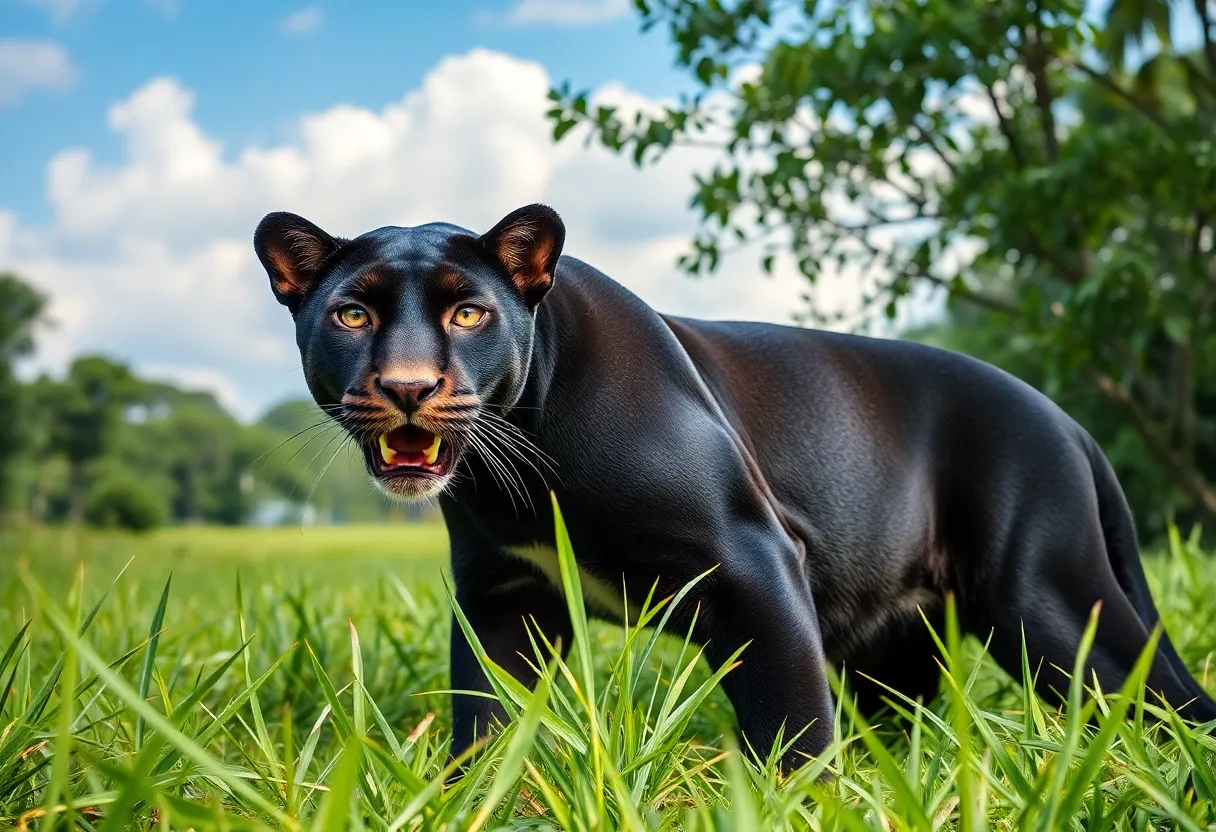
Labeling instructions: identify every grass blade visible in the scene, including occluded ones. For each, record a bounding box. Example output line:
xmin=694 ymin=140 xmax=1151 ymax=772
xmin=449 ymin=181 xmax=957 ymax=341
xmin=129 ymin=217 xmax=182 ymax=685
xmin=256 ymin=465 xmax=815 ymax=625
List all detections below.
xmin=468 ymin=657 xmax=554 ymax=832
xmin=135 ymin=575 xmax=172 ymax=750
xmin=20 ymin=572 xmax=298 ymax=828
xmin=310 ymin=736 xmax=363 ymax=832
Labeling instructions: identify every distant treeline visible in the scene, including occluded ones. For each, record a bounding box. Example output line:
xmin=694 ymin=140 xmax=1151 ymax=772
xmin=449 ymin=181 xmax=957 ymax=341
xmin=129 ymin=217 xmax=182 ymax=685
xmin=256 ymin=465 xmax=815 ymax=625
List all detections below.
xmin=0 ymin=273 xmax=413 ymax=530
xmin=2 ymin=259 xmax=1211 ymax=537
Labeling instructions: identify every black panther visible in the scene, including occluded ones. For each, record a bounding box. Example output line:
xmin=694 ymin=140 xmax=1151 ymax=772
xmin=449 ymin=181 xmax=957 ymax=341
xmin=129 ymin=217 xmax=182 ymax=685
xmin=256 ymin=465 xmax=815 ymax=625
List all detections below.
xmin=254 ymin=203 xmax=1216 ymax=771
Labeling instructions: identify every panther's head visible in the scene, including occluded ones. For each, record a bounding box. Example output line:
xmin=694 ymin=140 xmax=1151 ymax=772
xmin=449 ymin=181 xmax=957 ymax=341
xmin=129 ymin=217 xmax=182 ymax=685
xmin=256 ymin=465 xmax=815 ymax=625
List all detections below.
xmin=254 ymin=204 xmax=564 ymax=501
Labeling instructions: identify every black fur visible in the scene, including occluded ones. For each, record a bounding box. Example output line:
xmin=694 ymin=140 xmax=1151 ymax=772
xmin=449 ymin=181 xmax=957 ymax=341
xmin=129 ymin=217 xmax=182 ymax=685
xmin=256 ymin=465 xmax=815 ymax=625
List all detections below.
xmin=255 ymin=205 xmax=1216 ymax=772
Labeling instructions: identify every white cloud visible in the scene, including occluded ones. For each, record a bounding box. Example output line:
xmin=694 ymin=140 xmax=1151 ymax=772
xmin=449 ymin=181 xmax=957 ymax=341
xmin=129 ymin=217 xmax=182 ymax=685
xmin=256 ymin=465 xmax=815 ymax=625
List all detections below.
xmin=280 ymin=7 xmax=324 ymax=35
xmin=18 ymin=0 xmax=87 ymax=23
xmin=503 ymin=0 xmax=631 ymax=26
xmin=0 ymin=39 xmax=76 ymax=107
xmin=143 ymin=0 xmax=180 ymax=16
xmin=2 ymin=49 xmax=841 ymax=420
xmin=141 ymin=364 xmax=242 ymax=411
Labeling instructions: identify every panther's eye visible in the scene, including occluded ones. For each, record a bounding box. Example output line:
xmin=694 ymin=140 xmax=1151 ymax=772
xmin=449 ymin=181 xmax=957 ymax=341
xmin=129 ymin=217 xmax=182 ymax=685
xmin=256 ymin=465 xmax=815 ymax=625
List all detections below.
xmin=451 ymin=306 xmax=487 ymax=329
xmin=336 ymin=305 xmax=371 ymax=329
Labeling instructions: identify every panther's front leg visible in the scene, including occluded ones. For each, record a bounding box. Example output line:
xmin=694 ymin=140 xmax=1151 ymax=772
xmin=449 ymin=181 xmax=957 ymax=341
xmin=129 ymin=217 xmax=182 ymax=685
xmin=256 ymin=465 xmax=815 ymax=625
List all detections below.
xmin=698 ymin=531 xmax=836 ymax=773
xmin=448 ymin=551 xmax=572 ymax=761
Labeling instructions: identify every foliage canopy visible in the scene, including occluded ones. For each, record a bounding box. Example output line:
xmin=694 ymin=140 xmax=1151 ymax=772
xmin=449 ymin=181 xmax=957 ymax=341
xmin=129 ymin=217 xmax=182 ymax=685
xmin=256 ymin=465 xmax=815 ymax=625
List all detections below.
xmin=550 ymin=0 xmax=1216 ymax=525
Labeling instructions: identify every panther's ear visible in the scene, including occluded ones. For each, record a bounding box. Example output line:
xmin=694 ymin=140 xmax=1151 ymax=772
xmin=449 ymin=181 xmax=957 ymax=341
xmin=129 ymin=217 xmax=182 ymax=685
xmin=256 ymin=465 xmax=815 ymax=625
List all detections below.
xmin=254 ymin=212 xmax=346 ymax=313
xmin=479 ymin=204 xmax=565 ymax=308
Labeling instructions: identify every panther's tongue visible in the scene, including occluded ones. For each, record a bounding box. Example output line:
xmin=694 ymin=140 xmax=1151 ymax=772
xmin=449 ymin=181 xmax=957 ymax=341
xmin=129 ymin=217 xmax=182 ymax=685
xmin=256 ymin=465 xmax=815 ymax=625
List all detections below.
xmin=379 ymin=425 xmax=442 ymax=466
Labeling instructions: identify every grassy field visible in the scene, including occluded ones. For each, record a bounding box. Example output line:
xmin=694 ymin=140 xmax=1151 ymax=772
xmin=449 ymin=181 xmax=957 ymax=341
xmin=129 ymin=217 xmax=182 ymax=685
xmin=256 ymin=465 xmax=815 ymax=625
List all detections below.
xmin=2 ymin=514 xmax=1216 ymax=830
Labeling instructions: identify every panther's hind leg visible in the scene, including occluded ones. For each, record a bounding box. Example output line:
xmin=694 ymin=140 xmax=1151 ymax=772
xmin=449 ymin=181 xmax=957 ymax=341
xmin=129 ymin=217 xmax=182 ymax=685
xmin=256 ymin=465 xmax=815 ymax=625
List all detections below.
xmin=843 ymin=608 xmax=945 ymax=719
xmin=964 ymin=519 xmax=1216 ymax=723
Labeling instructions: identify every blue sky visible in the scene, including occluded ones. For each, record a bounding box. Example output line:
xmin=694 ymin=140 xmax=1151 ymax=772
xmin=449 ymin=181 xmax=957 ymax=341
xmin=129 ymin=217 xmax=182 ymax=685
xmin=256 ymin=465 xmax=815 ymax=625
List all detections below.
xmin=3 ymin=0 xmax=1206 ymax=419
xmin=2 ymin=0 xmax=825 ymax=419
xmin=0 ymin=0 xmax=684 ymax=223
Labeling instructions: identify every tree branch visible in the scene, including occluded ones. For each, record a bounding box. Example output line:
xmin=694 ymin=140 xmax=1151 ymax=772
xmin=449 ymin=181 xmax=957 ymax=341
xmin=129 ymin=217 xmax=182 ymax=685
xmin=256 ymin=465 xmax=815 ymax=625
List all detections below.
xmin=919 ymin=273 xmax=1023 ymax=316
xmin=1064 ymin=59 xmax=1171 ymax=130
xmin=1022 ymin=13 xmax=1060 ymax=162
xmin=907 ymin=121 xmax=959 ymax=179
xmin=1086 ymin=366 xmax=1216 ymax=521
xmin=1195 ymin=0 xmax=1216 ymax=79
xmin=983 ymin=81 xmax=1026 ymax=168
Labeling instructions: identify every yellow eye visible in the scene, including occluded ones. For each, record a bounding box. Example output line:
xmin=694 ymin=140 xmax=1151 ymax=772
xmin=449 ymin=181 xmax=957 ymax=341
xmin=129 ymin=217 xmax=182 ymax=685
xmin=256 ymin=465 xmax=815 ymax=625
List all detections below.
xmin=337 ymin=305 xmax=370 ymax=328
xmin=452 ymin=306 xmax=487 ymax=328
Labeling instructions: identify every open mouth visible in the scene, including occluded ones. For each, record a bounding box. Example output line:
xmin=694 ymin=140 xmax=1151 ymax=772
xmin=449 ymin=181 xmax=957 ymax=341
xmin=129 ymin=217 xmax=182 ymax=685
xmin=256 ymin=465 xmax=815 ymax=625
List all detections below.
xmin=366 ymin=424 xmax=456 ymax=480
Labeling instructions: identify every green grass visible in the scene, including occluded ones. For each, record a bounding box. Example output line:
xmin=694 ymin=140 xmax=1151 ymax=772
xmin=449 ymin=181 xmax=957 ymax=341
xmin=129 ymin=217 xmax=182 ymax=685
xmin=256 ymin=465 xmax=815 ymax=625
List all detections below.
xmin=2 ymin=509 xmax=1216 ymax=830
xmin=2 ymin=523 xmax=450 ymax=631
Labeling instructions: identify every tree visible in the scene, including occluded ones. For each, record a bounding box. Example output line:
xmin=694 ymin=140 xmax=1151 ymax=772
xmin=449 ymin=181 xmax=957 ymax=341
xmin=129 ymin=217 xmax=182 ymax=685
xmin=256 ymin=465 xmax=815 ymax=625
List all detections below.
xmin=16 ymin=360 xmax=395 ymax=527
xmin=0 ymin=273 xmax=45 ymax=361
xmin=42 ymin=357 xmax=143 ymax=524
xmin=0 ymin=274 xmax=46 ymax=523
xmin=83 ymin=464 xmax=168 ymax=531
xmin=549 ymin=0 xmax=1216 ymax=525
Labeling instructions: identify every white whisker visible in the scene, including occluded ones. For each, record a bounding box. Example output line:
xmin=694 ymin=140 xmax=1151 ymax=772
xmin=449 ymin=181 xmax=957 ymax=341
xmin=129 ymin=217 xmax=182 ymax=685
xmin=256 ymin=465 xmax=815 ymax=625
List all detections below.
xmin=254 ymin=420 xmax=339 ymax=472
xmin=463 ymin=427 xmax=524 ymax=514
xmin=473 ymin=417 xmax=558 ymax=489
xmin=286 ymin=429 xmax=347 ymax=503
xmin=472 ymin=426 xmax=530 ymax=513
xmin=301 ymin=434 xmax=354 ymax=529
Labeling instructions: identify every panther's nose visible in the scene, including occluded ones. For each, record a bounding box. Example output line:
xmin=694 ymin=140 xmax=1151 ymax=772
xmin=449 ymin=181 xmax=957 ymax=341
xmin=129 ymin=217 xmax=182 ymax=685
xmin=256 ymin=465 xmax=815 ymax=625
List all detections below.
xmin=377 ymin=376 xmax=441 ymax=412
